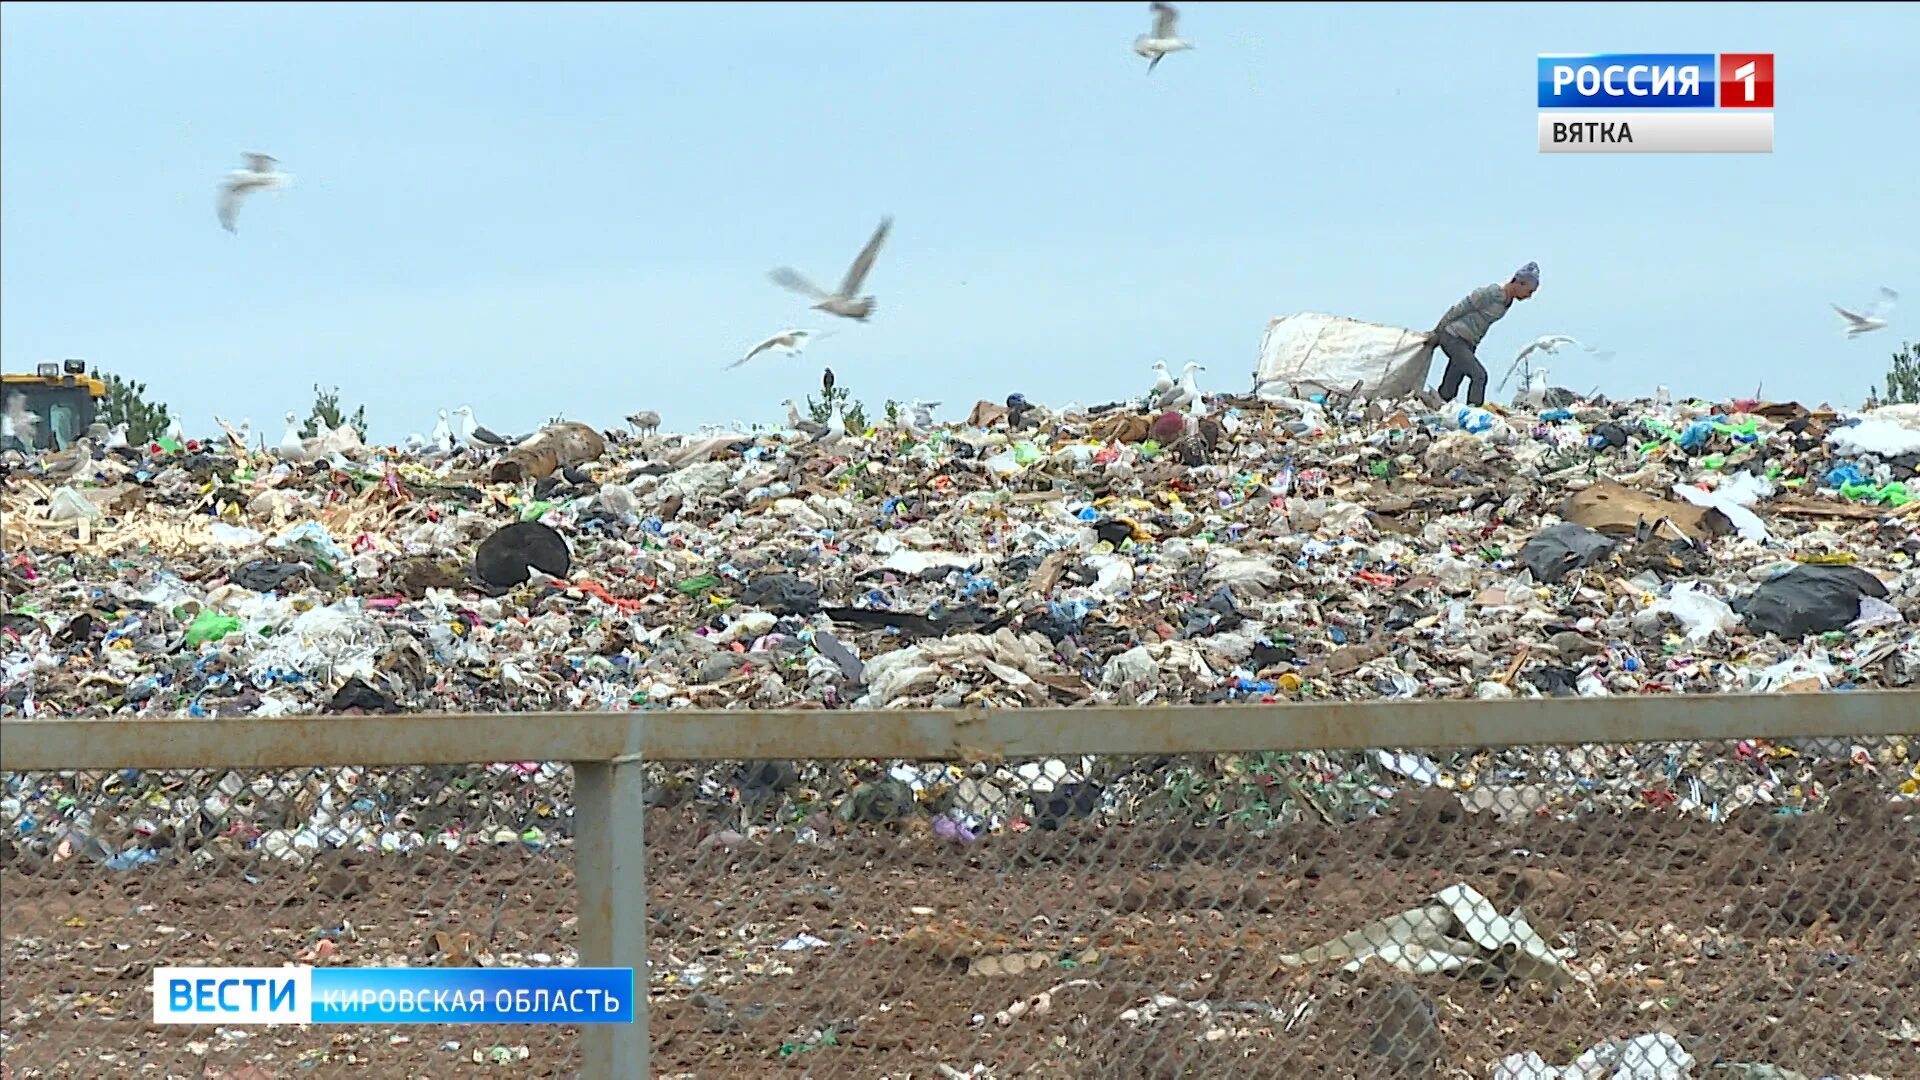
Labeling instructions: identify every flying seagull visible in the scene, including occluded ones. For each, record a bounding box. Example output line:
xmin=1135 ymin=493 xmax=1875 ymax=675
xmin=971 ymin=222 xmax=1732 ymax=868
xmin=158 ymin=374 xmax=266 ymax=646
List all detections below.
xmin=768 ymin=216 xmax=894 ymax=321
xmin=729 ymin=329 xmax=820 ymax=370
xmin=217 ymin=153 xmax=292 ymax=234
xmin=1498 ymin=334 xmax=1597 ymax=392
xmin=1135 ymin=2 xmax=1193 ymax=74
xmin=1832 ymin=287 xmax=1898 ymax=338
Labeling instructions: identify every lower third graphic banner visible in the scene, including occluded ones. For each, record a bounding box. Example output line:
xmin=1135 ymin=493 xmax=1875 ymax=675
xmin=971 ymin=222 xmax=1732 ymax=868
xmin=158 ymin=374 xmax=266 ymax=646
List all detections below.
xmin=152 ymin=966 xmax=636 ymax=1024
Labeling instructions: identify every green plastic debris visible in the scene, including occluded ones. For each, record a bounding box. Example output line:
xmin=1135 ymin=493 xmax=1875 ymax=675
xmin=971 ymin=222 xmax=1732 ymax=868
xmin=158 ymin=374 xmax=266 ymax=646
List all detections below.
xmin=1836 ymin=480 xmax=1911 ymax=505
xmin=777 ymin=1028 xmax=840 ymax=1057
xmin=520 ymin=500 xmax=559 ymax=522
xmin=674 ymin=574 xmax=720 ymax=596
xmin=1012 ymin=442 xmax=1042 ymax=465
xmin=183 ymin=609 xmax=242 ymax=648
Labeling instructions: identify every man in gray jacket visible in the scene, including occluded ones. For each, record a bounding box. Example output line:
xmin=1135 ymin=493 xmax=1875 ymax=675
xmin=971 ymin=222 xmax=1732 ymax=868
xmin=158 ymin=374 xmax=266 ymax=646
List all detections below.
xmin=1428 ymin=262 xmax=1540 ymax=407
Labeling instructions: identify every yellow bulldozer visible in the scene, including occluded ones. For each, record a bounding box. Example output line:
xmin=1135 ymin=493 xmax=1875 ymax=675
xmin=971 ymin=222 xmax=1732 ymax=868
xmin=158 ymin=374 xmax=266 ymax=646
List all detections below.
xmin=1 ymin=360 xmax=108 ymax=452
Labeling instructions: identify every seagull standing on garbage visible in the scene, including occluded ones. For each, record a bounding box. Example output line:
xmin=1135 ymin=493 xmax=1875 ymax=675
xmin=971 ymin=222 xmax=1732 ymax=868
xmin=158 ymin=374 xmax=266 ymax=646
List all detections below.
xmin=1149 ymin=361 xmax=1176 ymax=402
xmin=452 ymin=405 xmax=508 ymax=447
xmin=729 ymin=329 xmax=826 ymax=370
xmin=1156 ymin=362 xmax=1204 ymax=410
xmin=164 ymin=418 xmax=185 ymax=445
xmin=1134 ymin=2 xmax=1192 ymax=74
xmin=768 ymin=216 xmax=894 ymax=322
xmin=217 ymin=153 xmax=292 ymax=234
xmin=1832 ymin=287 xmax=1898 ymax=338
xmin=1520 ymin=369 xmax=1551 ymax=409
xmin=812 ymin=405 xmax=851 ymax=448
xmin=784 ymin=399 xmax=826 ymax=437
xmin=43 ymin=437 xmax=96 ymax=481
xmin=275 ymin=412 xmax=309 ymax=462
xmin=430 ymin=410 xmax=455 ymax=453
xmin=626 ymin=410 xmax=661 ymax=437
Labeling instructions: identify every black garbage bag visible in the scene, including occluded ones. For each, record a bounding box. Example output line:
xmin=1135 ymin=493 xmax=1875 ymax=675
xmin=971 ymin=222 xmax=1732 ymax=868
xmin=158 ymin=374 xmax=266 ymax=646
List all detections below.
xmin=326 ymin=677 xmax=398 ymax=714
xmin=1522 ymin=523 xmax=1617 ymax=584
xmin=1591 ymin=422 xmax=1631 ymax=449
xmin=740 ymin=573 xmax=822 ymax=616
xmin=231 ymin=558 xmax=308 ymax=593
xmin=1736 ymin=565 xmax=1890 ymax=638
xmin=473 ymin=520 xmax=572 ymax=587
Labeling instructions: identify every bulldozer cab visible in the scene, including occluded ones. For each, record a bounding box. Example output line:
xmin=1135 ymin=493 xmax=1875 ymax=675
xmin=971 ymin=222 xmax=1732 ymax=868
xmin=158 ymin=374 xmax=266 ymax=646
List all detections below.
xmin=2 ymin=361 xmax=107 ymax=453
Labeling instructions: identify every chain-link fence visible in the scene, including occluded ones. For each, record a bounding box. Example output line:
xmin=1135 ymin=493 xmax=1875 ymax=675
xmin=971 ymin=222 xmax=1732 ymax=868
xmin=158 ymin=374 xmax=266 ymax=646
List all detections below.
xmin=3 ymin=711 xmax=1917 ymax=1078
xmin=0 ymin=763 xmax=585 ymax=1078
xmin=644 ymin=741 xmax=1919 ymax=1079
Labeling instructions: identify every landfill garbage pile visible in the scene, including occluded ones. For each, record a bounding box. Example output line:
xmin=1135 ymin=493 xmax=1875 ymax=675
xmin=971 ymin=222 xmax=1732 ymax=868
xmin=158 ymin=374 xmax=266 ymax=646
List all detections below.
xmin=6 ymin=394 xmax=1917 ymax=717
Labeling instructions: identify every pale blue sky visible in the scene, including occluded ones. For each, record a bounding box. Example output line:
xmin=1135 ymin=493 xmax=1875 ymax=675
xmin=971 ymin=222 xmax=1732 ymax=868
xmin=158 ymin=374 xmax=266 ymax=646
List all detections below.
xmin=2 ymin=2 xmax=1914 ymax=441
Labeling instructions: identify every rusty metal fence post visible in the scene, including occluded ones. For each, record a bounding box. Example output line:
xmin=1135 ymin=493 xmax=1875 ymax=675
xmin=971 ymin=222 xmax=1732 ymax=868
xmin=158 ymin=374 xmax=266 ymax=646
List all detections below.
xmin=574 ymin=754 xmax=651 ymax=1079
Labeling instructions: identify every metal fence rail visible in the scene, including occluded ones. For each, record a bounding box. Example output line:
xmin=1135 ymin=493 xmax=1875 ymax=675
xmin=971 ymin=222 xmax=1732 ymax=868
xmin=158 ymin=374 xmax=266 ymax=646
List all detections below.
xmin=2 ymin=692 xmax=1916 ymax=1079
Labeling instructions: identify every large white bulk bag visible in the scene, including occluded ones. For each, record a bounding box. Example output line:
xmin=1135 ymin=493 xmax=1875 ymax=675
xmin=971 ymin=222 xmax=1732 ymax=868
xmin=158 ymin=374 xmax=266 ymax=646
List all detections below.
xmin=1254 ymin=313 xmax=1435 ymax=400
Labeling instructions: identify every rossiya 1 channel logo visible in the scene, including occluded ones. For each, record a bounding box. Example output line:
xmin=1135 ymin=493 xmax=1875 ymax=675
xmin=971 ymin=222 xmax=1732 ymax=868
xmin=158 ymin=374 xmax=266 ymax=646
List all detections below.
xmin=1536 ymin=53 xmax=1774 ymax=154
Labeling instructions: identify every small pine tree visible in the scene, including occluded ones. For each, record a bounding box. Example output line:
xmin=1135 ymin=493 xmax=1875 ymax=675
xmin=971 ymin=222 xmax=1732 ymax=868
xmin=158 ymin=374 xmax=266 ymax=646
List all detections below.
xmin=1878 ymin=341 xmax=1920 ymax=406
xmin=100 ymin=373 xmax=173 ymax=444
xmin=805 ymin=374 xmax=869 ymax=432
xmin=300 ymin=384 xmax=369 ymax=440
xmin=884 ymin=400 xmax=902 ymax=427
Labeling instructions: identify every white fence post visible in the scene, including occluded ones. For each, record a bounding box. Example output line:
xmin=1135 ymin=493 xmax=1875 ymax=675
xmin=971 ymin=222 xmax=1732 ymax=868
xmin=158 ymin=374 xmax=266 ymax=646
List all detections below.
xmin=574 ymin=757 xmax=650 ymax=1078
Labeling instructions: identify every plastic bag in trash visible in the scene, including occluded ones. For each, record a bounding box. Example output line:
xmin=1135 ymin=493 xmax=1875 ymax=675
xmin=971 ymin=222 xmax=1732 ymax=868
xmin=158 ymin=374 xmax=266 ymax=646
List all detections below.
xmin=1649 ymin=582 xmax=1738 ymax=643
xmin=268 ymin=521 xmax=348 ymax=564
xmin=46 ymin=487 xmax=102 ymax=522
xmin=474 ymin=521 xmax=572 ymax=588
xmin=1737 ymin=564 xmax=1891 ymax=639
xmin=182 ymin=609 xmax=242 ymax=648
xmin=1521 ymin=523 xmax=1616 ymax=584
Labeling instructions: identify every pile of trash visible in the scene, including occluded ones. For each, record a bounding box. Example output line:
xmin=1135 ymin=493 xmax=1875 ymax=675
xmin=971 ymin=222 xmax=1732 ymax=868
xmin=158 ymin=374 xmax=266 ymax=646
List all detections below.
xmin=3 ymin=387 xmax=1918 ymax=856
xmin=7 ymin=390 xmax=1918 ymax=716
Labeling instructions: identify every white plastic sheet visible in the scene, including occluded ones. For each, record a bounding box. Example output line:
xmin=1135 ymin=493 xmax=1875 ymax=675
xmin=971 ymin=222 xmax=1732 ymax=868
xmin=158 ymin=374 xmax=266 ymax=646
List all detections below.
xmin=1254 ymin=313 xmax=1435 ymax=400
xmin=1672 ymin=473 xmax=1775 ymax=543
xmin=1828 ymin=409 xmax=1920 ymax=458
